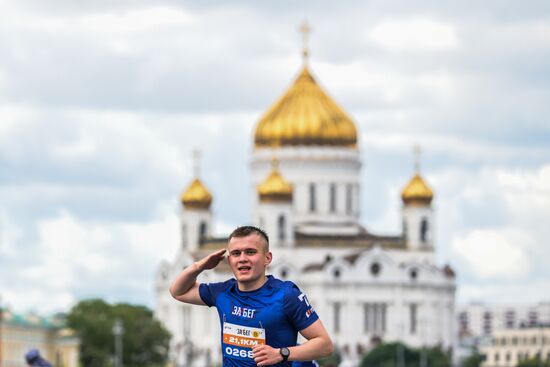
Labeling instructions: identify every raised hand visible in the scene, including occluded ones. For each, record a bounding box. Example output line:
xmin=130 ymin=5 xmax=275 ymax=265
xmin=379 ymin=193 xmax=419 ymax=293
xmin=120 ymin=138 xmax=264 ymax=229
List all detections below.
xmin=195 ymin=248 xmax=227 ymax=271
xmin=170 ymin=248 xmax=227 ymax=304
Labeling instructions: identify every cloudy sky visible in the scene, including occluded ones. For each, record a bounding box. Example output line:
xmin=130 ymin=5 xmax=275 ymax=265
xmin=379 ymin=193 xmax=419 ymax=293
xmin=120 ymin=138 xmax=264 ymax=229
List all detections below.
xmin=1 ymin=0 xmax=549 ymax=314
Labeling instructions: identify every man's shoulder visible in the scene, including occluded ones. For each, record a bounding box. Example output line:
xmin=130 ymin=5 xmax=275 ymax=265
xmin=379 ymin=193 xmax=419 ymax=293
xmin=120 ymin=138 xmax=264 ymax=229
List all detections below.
xmin=208 ymin=277 xmax=236 ymax=286
xmin=267 ymin=276 xmax=300 ymax=294
xmin=202 ymin=278 xmax=236 ymax=291
xmin=199 ymin=278 xmax=237 ymax=306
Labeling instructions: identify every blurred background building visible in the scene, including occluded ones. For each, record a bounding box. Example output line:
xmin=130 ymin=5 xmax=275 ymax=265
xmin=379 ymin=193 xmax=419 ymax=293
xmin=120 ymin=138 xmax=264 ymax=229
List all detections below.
xmin=0 ymin=307 xmax=79 ymax=367
xmin=458 ymin=302 xmax=550 ymax=339
xmin=456 ymin=302 xmax=550 ymax=365
xmin=155 ymin=37 xmax=456 ymax=367
xmin=480 ymin=324 xmax=550 ymax=367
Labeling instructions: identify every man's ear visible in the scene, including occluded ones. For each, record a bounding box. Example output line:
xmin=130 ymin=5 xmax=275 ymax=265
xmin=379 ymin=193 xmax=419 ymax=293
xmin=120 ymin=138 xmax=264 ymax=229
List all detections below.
xmin=265 ymin=251 xmax=273 ymax=266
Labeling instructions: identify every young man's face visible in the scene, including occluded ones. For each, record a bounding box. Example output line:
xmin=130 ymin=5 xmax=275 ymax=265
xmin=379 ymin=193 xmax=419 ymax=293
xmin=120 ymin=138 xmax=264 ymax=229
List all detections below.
xmin=227 ymin=233 xmax=272 ymax=290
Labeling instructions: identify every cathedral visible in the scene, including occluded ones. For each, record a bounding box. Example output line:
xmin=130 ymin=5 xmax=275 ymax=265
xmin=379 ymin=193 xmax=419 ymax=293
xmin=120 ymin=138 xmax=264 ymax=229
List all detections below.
xmin=155 ymin=43 xmax=456 ymax=367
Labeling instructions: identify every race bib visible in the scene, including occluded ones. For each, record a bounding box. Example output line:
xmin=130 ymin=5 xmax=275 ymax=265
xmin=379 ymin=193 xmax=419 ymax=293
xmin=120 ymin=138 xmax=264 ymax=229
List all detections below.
xmin=222 ymin=322 xmax=266 ymax=361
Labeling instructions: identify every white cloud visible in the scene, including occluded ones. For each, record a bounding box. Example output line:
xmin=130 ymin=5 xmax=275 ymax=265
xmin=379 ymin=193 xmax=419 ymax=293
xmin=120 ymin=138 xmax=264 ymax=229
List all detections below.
xmin=362 ymin=131 xmax=550 ymax=163
xmin=0 ymin=210 xmax=23 ymax=258
xmin=0 ymin=108 xmax=189 ymax=185
xmin=321 ymin=60 xmax=458 ymax=100
xmin=80 ymin=6 xmax=194 ymax=34
xmin=497 ymin=165 xmax=550 ymax=211
xmin=483 ymin=19 xmax=550 ymax=50
xmin=3 ymin=4 xmax=194 ymax=35
xmin=31 ymin=211 xmax=112 ymax=287
xmin=451 ymin=228 xmax=531 ymax=279
xmin=428 ymin=163 xmax=550 ymax=304
xmin=458 ymin=279 xmax=550 ymax=304
xmin=369 ymin=17 xmax=460 ymax=52
xmin=1 ymin=207 xmax=180 ymax=313
xmin=51 ymin=132 xmax=97 ymax=160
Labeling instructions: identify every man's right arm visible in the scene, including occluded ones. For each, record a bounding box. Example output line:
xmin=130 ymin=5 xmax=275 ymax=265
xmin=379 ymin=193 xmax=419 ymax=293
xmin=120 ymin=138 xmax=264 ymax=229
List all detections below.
xmin=169 ymin=248 xmax=226 ymax=305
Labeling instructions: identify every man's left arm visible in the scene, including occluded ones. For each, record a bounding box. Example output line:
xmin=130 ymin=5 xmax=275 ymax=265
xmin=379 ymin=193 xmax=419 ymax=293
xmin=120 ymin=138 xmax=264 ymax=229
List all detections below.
xmin=252 ymin=319 xmax=333 ymax=366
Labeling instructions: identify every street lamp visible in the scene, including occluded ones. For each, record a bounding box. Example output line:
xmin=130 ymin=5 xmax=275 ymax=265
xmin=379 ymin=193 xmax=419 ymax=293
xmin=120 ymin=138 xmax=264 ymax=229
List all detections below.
xmin=112 ymin=318 xmax=124 ymax=367
xmin=397 ymin=322 xmax=405 ymax=367
xmin=0 ymin=295 xmax=3 ymax=367
xmin=183 ymin=338 xmax=194 ymax=367
xmin=420 ymin=318 xmax=427 ymax=367
xmin=538 ymin=323 xmax=543 ymax=367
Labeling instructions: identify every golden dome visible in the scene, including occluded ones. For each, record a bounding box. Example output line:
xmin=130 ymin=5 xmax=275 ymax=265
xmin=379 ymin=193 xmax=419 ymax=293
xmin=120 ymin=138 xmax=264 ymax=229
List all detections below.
xmin=257 ymin=167 xmax=293 ymax=203
xmin=254 ymin=66 xmax=357 ymax=148
xmin=401 ymin=174 xmax=434 ymax=206
xmin=181 ymin=178 xmax=212 ymax=210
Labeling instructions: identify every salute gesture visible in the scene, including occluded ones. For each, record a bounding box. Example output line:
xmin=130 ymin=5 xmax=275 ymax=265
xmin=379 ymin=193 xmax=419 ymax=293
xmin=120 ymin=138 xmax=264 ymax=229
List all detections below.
xmin=169 ymin=248 xmax=226 ymax=305
xmin=194 ymin=248 xmax=226 ymax=271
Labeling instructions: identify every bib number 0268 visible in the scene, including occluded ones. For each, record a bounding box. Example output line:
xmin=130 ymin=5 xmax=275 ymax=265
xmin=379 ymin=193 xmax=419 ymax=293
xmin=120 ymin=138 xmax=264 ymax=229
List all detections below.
xmin=225 ymin=346 xmax=254 ymax=359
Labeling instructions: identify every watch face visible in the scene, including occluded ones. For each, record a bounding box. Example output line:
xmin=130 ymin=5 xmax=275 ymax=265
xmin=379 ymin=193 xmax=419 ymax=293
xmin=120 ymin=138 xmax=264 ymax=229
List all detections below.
xmin=281 ymin=347 xmax=290 ymax=358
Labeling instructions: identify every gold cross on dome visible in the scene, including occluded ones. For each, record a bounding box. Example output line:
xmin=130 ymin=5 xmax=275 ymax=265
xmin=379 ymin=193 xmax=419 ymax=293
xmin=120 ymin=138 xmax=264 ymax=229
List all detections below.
xmin=192 ymin=149 xmax=201 ymax=178
xmin=299 ymin=21 xmax=312 ymax=63
xmin=413 ymin=145 xmax=422 ymax=173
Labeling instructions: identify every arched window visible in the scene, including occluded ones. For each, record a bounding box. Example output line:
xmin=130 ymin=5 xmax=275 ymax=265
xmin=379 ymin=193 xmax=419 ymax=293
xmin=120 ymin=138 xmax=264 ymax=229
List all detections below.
xmin=330 ymin=183 xmax=337 ymax=212
xmin=278 ymin=215 xmax=286 ymax=241
xmin=370 ymin=262 xmax=381 ymax=276
xmin=199 ymin=221 xmax=207 ymax=240
xmin=333 ymin=302 xmax=341 ymax=333
xmin=420 ymin=218 xmax=429 ymax=243
xmin=410 ymin=303 xmax=418 ymax=334
xmin=181 ymin=224 xmax=187 ymax=248
xmin=309 ymin=183 xmax=316 ymax=212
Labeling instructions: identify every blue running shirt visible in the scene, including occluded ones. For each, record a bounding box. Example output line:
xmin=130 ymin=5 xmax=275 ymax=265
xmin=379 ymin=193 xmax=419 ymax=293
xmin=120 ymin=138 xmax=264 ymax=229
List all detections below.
xmin=199 ymin=275 xmax=319 ymax=367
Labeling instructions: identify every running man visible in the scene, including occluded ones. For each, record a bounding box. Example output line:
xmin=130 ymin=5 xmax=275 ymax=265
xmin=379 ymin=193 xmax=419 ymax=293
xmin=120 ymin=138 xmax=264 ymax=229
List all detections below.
xmin=170 ymin=225 xmax=333 ymax=366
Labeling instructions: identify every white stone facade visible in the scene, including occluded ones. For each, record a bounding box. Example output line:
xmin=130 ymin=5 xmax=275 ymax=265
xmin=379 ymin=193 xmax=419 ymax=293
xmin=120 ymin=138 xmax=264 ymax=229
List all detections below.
xmin=155 ymin=145 xmax=456 ymax=367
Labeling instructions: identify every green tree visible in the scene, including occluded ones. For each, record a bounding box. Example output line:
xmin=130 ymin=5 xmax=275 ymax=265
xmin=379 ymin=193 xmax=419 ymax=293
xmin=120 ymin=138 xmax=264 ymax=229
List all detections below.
xmin=316 ymin=349 xmax=341 ymax=367
xmin=518 ymin=357 xmax=550 ymax=367
xmin=66 ymin=299 xmax=170 ymax=367
xmin=359 ymin=342 xmax=451 ymax=367
xmin=360 ymin=342 xmax=417 ymax=367
xmin=424 ymin=346 xmax=450 ymax=367
xmin=461 ymin=351 xmax=484 ymax=367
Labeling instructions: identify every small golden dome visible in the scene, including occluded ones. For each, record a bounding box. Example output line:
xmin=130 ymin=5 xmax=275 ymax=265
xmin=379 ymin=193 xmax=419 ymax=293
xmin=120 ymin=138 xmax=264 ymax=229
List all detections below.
xmin=257 ymin=167 xmax=293 ymax=203
xmin=181 ymin=178 xmax=212 ymax=210
xmin=401 ymin=174 xmax=434 ymax=206
xmin=254 ymin=66 xmax=357 ymax=148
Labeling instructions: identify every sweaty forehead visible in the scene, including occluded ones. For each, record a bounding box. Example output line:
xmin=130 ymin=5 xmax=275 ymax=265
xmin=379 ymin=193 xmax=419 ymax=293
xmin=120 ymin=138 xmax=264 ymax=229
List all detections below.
xmin=228 ymin=233 xmax=268 ymax=252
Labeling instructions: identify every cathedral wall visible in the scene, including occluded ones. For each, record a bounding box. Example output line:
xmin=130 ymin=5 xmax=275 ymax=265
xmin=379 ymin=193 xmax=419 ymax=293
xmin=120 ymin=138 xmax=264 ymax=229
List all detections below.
xmin=251 ymin=147 xmax=362 ymax=231
xmin=301 ymin=278 xmax=455 ymax=353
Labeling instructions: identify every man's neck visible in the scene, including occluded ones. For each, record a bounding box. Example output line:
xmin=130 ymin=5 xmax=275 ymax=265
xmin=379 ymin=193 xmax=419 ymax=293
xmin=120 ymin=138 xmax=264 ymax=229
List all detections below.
xmin=237 ymin=275 xmax=268 ymax=292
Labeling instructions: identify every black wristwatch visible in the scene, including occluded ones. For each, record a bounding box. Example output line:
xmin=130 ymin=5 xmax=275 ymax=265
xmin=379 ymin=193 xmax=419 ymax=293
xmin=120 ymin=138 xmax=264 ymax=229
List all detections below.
xmin=279 ymin=347 xmax=290 ymax=362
